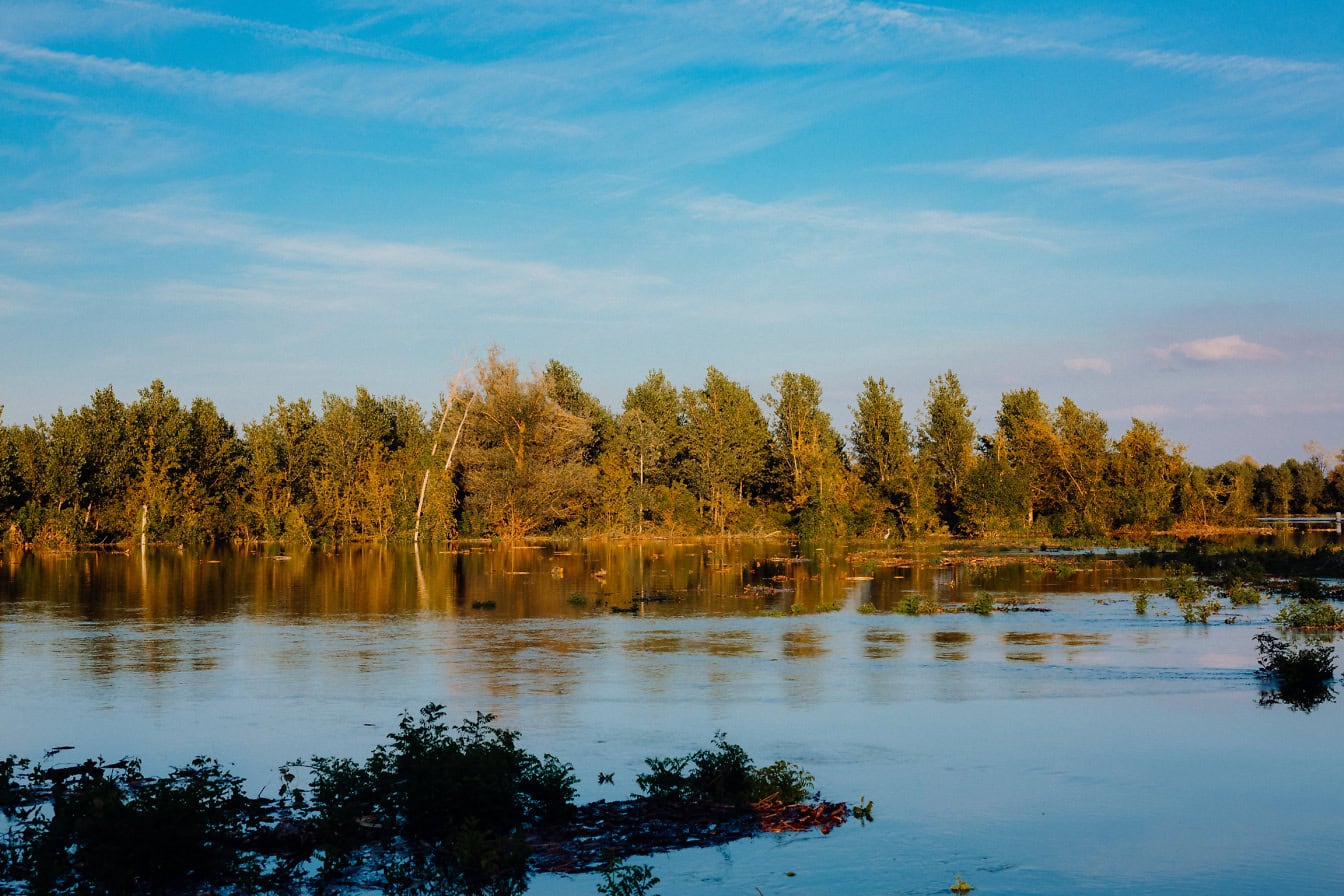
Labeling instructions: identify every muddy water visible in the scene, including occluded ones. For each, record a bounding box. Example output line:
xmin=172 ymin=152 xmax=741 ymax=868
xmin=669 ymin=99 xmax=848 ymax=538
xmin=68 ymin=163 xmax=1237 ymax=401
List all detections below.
xmin=2 ymin=541 xmax=1341 ymax=895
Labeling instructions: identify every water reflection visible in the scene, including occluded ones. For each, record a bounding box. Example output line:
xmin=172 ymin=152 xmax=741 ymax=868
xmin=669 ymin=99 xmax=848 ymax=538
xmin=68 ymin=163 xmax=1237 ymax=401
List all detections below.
xmin=932 ymin=630 xmax=973 ymax=661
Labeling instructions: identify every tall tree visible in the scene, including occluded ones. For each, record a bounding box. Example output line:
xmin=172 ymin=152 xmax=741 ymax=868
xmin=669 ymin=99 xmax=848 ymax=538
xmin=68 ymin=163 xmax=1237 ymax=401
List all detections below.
xmin=681 ymin=367 xmax=770 ymax=533
xmin=916 ymin=371 xmax=976 ymax=531
xmin=461 ymin=350 xmax=595 ymax=539
xmin=850 ymin=376 xmax=916 ymax=532
xmin=243 ymin=397 xmax=320 ymax=541
xmin=126 ymin=380 xmax=193 ymax=543
xmin=1110 ymin=419 xmax=1184 ymax=530
xmin=992 ymin=388 xmax=1057 ymax=528
xmin=764 ymin=372 xmax=843 ymax=510
xmin=1050 ymin=397 xmax=1111 ymax=535
xmin=607 ymin=370 xmax=683 ymax=533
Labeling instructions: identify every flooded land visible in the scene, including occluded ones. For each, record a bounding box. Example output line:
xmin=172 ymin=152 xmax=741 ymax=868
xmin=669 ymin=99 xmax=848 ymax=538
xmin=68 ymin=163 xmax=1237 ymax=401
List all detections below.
xmin=2 ymin=538 xmax=1342 ymax=895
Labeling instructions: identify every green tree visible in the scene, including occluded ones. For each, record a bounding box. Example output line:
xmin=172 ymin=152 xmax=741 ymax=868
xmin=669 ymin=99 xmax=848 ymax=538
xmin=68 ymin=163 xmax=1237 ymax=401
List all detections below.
xmin=126 ymin=380 xmax=193 ymax=542
xmin=1049 ymin=397 xmax=1111 ymax=535
xmin=849 ymin=377 xmax=916 ymax=533
xmin=461 ymin=350 xmax=595 ymax=539
xmin=0 ymin=407 xmax=20 ymax=519
xmin=916 ymin=371 xmax=976 ymax=532
xmin=992 ymin=388 xmax=1057 ymax=529
xmin=243 ymin=397 xmax=320 ymax=541
xmin=1110 ymin=419 xmax=1184 ymax=531
xmin=604 ymin=370 xmax=683 ymax=533
xmin=681 ymin=367 xmax=771 ymax=533
xmin=765 ymin=372 xmax=843 ymax=506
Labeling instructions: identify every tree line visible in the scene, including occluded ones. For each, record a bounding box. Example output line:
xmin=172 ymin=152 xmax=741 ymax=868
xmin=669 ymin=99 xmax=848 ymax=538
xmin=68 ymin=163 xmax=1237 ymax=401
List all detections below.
xmin=1 ymin=349 xmax=1340 ymax=547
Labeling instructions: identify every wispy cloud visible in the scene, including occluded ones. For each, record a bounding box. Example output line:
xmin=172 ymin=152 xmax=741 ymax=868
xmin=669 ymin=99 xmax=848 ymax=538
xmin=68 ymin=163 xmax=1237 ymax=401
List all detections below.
xmin=1065 ymin=357 xmax=1112 ymax=375
xmin=1150 ymin=335 xmax=1282 ymax=363
xmin=913 ymin=155 xmax=1344 ymax=210
xmin=0 ymin=195 xmax=669 ymax=315
xmin=676 ymin=192 xmax=1065 ymax=250
xmin=102 ymin=0 xmax=432 ymax=63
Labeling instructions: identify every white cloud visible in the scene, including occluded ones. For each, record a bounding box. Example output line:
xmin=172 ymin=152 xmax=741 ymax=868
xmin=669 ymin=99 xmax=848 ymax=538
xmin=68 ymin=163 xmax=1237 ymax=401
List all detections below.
xmin=913 ymin=155 xmax=1344 ymax=210
xmin=1151 ymin=335 xmax=1282 ymax=363
xmin=676 ymin=193 xmax=1065 ymax=250
xmin=1065 ymin=357 xmax=1112 ymax=375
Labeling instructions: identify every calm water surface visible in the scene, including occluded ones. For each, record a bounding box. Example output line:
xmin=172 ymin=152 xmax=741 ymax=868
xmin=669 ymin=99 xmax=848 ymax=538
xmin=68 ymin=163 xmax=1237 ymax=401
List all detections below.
xmin=2 ymin=540 xmax=1341 ymax=895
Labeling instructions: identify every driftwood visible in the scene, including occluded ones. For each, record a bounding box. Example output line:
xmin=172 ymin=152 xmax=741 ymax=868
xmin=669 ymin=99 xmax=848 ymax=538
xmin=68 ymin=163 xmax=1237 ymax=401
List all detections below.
xmin=528 ymin=797 xmax=848 ymax=874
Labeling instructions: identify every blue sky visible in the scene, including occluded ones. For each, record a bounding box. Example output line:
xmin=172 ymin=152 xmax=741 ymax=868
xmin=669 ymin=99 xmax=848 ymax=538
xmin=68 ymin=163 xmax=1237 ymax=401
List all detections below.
xmin=1 ymin=1 xmax=1341 ymax=465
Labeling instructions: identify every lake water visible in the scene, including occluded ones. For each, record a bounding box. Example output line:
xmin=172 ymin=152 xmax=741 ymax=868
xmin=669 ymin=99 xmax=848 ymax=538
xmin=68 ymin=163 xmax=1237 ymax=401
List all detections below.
xmin=2 ymin=540 xmax=1341 ymax=895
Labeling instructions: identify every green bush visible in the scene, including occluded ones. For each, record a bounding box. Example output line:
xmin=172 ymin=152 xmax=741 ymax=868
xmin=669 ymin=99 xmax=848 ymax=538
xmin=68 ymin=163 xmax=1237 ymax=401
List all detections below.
xmin=636 ymin=734 xmax=815 ymax=808
xmin=1223 ymin=582 xmax=1263 ymax=607
xmin=1256 ymin=632 xmax=1336 ymax=711
xmin=749 ymin=760 xmax=816 ymax=804
xmin=298 ymin=706 xmax=576 ymax=893
xmin=1274 ymin=599 xmax=1344 ymax=630
xmin=969 ymin=592 xmax=995 ymax=615
xmin=1180 ymin=598 xmax=1222 ymax=624
xmin=14 ymin=757 xmax=273 ymax=896
xmin=598 ymin=860 xmax=660 ymax=896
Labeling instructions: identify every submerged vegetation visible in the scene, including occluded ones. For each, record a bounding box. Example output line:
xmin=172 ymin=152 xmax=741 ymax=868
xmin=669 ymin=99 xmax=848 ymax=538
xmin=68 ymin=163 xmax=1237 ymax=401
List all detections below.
xmin=2 ymin=350 xmax=1340 ymax=548
xmin=1256 ymin=633 xmax=1337 ymax=711
xmin=0 ymin=709 xmax=846 ymax=896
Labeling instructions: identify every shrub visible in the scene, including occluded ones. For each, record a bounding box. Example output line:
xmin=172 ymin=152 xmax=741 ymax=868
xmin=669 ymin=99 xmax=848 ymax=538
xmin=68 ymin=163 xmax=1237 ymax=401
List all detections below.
xmin=636 ymin=734 xmax=816 ymax=808
xmin=1180 ymin=599 xmax=1221 ymax=624
xmin=14 ymin=757 xmax=274 ymax=896
xmin=1161 ymin=566 xmax=1205 ymax=604
xmin=1275 ymin=600 xmax=1344 ymax=630
xmin=598 ymin=860 xmax=660 ymax=896
xmin=897 ymin=594 xmax=939 ymax=615
xmin=300 ymin=706 xmax=576 ymax=893
xmin=1256 ymin=632 xmax=1336 ymax=711
xmin=749 ymin=760 xmax=816 ymax=804
xmin=969 ymin=592 xmax=995 ymax=616
xmin=1223 ymin=582 xmax=1262 ymax=607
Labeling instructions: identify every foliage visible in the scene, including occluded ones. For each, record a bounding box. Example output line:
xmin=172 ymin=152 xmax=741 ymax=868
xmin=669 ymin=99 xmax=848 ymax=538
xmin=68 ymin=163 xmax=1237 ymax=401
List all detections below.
xmin=597 ymin=860 xmax=660 ymax=896
xmin=1180 ymin=598 xmax=1222 ymax=624
xmin=917 ymin=371 xmax=976 ymax=532
xmin=1256 ymin=632 xmax=1336 ymax=711
xmin=1274 ymin=599 xmax=1344 ymax=630
xmin=1223 ymin=581 xmax=1263 ymax=607
xmin=0 ymin=714 xmax=846 ymax=896
xmin=969 ymin=592 xmax=995 ymax=615
xmin=294 ymin=706 xmax=576 ymax=894
xmin=635 ymin=734 xmax=815 ymax=809
xmin=6 ymin=356 xmax=1342 ymax=545
xmin=5 ymin=757 xmax=276 ymax=896
xmin=897 ymin=593 xmax=941 ymax=615
xmin=749 ymin=761 xmax=816 ymax=804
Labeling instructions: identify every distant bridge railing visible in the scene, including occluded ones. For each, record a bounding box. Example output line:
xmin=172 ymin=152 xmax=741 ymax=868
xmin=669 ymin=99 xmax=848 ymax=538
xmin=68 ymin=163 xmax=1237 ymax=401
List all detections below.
xmin=1257 ymin=512 xmax=1342 ymax=534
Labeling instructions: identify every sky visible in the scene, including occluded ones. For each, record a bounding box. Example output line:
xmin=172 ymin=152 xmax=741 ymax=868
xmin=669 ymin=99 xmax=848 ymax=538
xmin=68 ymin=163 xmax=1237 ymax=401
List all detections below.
xmin=1 ymin=1 xmax=1342 ymax=466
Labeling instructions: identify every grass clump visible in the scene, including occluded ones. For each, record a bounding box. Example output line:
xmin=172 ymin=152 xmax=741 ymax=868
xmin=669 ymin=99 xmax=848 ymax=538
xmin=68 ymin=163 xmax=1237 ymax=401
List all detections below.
xmin=567 ymin=593 xmax=587 ymax=606
xmin=1256 ymin=632 xmax=1337 ymax=711
xmin=968 ymin=592 xmax=995 ymax=616
xmin=897 ymin=594 xmax=940 ymax=616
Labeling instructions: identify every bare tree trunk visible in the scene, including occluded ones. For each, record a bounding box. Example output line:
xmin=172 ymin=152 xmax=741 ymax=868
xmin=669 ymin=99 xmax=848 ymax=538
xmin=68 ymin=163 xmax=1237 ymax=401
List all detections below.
xmin=415 ymin=366 xmax=470 ymax=546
